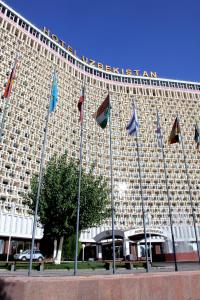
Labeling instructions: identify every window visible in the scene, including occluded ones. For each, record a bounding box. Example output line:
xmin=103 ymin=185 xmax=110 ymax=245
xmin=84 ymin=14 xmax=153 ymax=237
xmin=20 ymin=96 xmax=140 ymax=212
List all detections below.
xmin=6 ymin=23 xmax=11 ymax=31
xmin=30 ymin=27 xmax=39 ymax=38
xmin=40 ymin=35 xmax=49 ymax=45
xmin=103 ymin=73 xmax=111 ymax=80
xmin=68 ymin=55 xmax=75 ymax=64
xmin=85 ymin=66 xmax=93 ymax=74
xmin=50 ymin=42 xmax=58 ymax=51
xmin=6 ymin=10 xmax=18 ymax=22
xmin=59 ymin=49 xmax=67 ymax=58
xmin=18 ymin=19 xmax=29 ymax=31
xmin=0 ymin=4 xmax=6 ymax=14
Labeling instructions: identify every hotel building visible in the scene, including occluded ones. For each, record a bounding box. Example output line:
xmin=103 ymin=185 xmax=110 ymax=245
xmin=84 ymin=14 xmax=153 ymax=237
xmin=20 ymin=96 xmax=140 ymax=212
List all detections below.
xmin=0 ymin=0 xmax=200 ymax=261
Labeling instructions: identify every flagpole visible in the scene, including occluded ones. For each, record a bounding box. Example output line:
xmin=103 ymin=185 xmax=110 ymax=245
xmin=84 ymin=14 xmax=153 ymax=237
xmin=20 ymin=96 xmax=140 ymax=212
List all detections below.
xmin=108 ymin=92 xmax=116 ymax=274
xmin=135 ymin=131 xmax=149 ymax=272
xmin=0 ymin=98 xmax=9 ymax=143
xmin=157 ymin=109 xmax=178 ymax=271
xmin=129 ymin=100 xmax=149 ymax=272
xmin=28 ymin=72 xmax=54 ymax=276
xmin=74 ymin=85 xmax=85 ymax=276
xmin=178 ymin=115 xmax=200 ymax=263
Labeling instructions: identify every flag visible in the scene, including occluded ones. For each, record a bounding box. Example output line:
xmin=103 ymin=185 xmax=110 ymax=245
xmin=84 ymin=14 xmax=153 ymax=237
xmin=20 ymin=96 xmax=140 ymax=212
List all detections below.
xmin=126 ymin=105 xmax=139 ymax=136
xmin=168 ymin=117 xmax=181 ymax=144
xmin=49 ymin=72 xmax=58 ymax=113
xmin=4 ymin=58 xmax=18 ymax=98
xmin=194 ymin=124 xmax=200 ymax=150
xmin=156 ymin=110 xmax=162 ymax=147
xmin=93 ymin=94 xmax=110 ymax=129
xmin=78 ymin=87 xmax=84 ymax=123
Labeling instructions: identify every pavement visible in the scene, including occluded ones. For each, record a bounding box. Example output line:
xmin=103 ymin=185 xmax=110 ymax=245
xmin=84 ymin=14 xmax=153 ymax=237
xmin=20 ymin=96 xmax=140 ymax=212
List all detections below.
xmin=0 ymin=262 xmax=200 ymax=277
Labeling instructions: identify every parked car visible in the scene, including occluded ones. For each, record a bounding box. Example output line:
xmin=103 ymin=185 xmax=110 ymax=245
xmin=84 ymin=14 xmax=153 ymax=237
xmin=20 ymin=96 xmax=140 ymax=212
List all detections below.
xmin=14 ymin=250 xmax=44 ymax=261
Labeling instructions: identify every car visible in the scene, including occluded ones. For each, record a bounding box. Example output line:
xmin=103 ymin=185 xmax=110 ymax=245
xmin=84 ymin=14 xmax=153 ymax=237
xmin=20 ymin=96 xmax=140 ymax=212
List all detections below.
xmin=14 ymin=250 xmax=44 ymax=261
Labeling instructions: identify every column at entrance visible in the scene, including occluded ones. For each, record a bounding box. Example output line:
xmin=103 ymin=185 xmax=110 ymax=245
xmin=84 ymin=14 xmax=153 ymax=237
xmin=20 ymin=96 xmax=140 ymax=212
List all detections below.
xmin=4 ymin=239 xmax=9 ymax=254
xmin=123 ymin=238 xmax=130 ymax=259
xmin=137 ymin=242 xmax=141 ymax=258
xmin=96 ymin=244 xmax=102 ymax=260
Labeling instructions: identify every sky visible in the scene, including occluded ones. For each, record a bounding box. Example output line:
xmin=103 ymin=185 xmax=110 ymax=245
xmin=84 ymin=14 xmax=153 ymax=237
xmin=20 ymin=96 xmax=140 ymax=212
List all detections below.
xmin=4 ymin=0 xmax=200 ymax=82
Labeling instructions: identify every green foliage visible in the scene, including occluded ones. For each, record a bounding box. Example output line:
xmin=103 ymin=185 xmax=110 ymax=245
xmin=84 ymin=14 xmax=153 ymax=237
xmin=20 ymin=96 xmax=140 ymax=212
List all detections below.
xmin=62 ymin=234 xmax=81 ymax=260
xmin=24 ymin=153 xmax=110 ymax=239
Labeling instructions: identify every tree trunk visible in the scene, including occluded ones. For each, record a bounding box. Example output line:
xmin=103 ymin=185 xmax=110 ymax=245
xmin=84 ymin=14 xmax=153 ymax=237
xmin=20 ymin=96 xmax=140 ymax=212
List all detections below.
xmin=54 ymin=236 xmax=64 ymax=265
xmin=53 ymin=239 xmax=57 ymax=260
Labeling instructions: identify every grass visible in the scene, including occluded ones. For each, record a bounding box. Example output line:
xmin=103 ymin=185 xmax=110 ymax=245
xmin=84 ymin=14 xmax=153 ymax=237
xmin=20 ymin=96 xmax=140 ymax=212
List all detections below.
xmin=0 ymin=261 xmax=42 ymax=270
xmin=0 ymin=261 xmax=106 ymax=271
xmin=45 ymin=261 xmax=105 ymax=270
xmin=0 ymin=261 xmax=147 ymax=271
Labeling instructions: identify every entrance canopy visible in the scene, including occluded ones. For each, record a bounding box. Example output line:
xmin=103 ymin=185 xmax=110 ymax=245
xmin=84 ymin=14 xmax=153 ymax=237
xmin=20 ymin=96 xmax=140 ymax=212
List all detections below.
xmin=94 ymin=230 xmax=124 ymax=243
xmin=125 ymin=227 xmax=168 ymax=244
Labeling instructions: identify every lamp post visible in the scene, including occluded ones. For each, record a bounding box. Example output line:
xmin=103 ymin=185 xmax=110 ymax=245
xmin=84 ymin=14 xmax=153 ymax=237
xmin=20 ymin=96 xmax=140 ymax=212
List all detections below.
xmin=82 ymin=244 xmax=85 ymax=262
xmin=6 ymin=203 xmax=16 ymax=262
xmin=117 ymin=182 xmax=128 ymax=259
xmin=145 ymin=212 xmax=152 ymax=264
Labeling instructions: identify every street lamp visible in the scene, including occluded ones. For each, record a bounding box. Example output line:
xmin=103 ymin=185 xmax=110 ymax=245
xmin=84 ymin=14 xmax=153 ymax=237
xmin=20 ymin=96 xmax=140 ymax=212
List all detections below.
xmin=82 ymin=243 xmax=85 ymax=262
xmin=6 ymin=202 xmax=17 ymax=262
xmin=145 ymin=212 xmax=152 ymax=264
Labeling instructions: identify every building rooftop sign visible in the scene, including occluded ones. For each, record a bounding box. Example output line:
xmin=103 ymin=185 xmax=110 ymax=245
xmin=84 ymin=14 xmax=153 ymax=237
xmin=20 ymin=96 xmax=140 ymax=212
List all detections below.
xmin=42 ymin=27 xmax=158 ymax=78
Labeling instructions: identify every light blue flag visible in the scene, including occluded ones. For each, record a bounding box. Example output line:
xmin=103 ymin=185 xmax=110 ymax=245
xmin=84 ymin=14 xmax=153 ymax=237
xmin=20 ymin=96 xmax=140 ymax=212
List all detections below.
xmin=49 ymin=72 xmax=58 ymax=113
xmin=126 ymin=105 xmax=139 ymax=136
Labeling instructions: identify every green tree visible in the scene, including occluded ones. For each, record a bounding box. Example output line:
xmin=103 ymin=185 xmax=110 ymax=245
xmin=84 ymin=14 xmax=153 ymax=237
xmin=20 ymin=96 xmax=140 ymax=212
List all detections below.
xmin=24 ymin=153 xmax=110 ymax=263
xmin=62 ymin=233 xmax=81 ymax=261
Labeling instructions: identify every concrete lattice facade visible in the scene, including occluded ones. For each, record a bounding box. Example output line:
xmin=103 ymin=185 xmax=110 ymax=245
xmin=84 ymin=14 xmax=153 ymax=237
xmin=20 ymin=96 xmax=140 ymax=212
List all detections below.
xmin=0 ymin=0 xmax=200 ymax=258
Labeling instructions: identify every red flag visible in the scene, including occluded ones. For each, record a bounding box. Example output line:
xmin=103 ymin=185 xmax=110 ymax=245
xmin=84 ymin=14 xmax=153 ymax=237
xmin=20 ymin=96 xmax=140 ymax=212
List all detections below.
xmin=194 ymin=124 xmax=200 ymax=150
xmin=168 ymin=117 xmax=181 ymax=144
xmin=4 ymin=59 xmax=18 ymax=98
xmin=78 ymin=87 xmax=84 ymax=123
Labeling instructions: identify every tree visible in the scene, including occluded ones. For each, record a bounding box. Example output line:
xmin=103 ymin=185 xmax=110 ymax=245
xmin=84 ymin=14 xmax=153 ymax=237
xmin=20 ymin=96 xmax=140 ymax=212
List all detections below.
xmin=24 ymin=153 xmax=110 ymax=264
xmin=62 ymin=233 xmax=81 ymax=261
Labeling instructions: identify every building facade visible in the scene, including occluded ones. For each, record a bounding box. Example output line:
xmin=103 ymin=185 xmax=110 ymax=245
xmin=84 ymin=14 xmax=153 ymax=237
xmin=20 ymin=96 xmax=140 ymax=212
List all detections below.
xmin=0 ymin=0 xmax=200 ymax=260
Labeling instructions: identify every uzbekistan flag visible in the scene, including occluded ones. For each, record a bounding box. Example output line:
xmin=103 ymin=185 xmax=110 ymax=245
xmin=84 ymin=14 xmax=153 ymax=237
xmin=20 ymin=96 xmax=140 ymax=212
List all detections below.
xmin=168 ymin=117 xmax=181 ymax=144
xmin=126 ymin=105 xmax=139 ymax=136
xmin=194 ymin=124 xmax=200 ymax=150
xmin=4 ymin=58 xmax=18 ymax=98
xmin=49 ymin=72 xmax=58 ymax=113
xmin=93 ymin=94 xmax=110 ymax=129
xmin=78 ymin=87 xmax=84 ymax=123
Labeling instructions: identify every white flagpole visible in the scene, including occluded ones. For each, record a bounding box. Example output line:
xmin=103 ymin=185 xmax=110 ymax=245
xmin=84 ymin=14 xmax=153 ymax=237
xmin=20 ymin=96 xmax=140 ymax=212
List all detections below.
xmin=28 ymin=71 xmax=55 ymax=276
xmin=0 ymin=97 xmax=10 ymax=144
xmin=135 ymin=132 xmax=149 ymax=272
xmin=108 ymin=92 xmax=116 ymax=274
xmin=74 ymin=84 xmax=85 ymax=276
xmin=132 ymin=101 xmax=149 ymax=272
xmin=156 ymin=109 xmax=178 ymax=271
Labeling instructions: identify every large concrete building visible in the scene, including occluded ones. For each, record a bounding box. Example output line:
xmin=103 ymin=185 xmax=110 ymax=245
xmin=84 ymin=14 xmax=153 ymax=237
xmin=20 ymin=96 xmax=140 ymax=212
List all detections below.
xmin=0 ymin=0 xmax=200 ymax=260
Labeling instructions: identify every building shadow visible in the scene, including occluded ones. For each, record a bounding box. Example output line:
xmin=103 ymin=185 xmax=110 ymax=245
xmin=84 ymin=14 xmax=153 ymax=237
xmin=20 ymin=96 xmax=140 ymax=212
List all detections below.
xmin=0 ymin=279 xmax=12 ymax=300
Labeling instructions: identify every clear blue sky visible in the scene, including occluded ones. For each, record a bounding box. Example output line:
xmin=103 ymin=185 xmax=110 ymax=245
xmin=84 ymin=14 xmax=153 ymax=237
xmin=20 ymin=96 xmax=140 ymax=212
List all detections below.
xmin=4 ymin=0 xmax=200 ymax=82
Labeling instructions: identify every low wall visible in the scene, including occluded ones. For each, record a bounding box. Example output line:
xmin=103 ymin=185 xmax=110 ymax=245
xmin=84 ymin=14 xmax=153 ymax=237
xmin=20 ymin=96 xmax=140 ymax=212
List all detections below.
xmin=155 ymin=252 xmax=198 ymax=262
xmin=164 ymin=252 xmax=198 ymax=262
xmin=1 ymin=271 xmax=200 ymax=300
